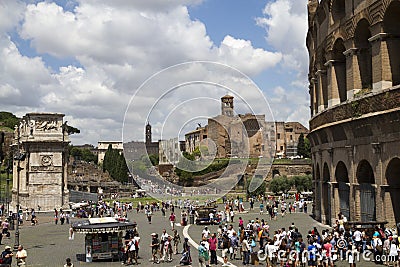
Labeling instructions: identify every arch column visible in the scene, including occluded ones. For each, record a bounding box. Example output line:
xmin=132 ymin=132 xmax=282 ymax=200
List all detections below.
xmin=353 ymin=183 xmax=361 ymax=221
xmin=372 ymin=143 xmax=384 ymax=220
xmin=311 ymin=78 xmax=318 ymax=115
xmin=325 ymin=60 xmax=342 ymax=107
xmin=346 ymin=145 xmax=356 ymax=221
xmin=316 ymin=70 xmax=327 ymax=112
xmin=328 ymin=148 xmax=336 ymax=224
xmin=332 ymin=182 xmax=339 ymax=220
xmin=344 ymin=48 xmax=362 ymax=99
xmin=369 ymin=33 xmax=393 ymax=91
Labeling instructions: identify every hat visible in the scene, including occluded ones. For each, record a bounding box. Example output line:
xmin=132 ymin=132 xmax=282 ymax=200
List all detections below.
xmin=151 ymin=233 xmax=156 ymax=236
xmin=4 ymin=246 xmax=11 ymax=250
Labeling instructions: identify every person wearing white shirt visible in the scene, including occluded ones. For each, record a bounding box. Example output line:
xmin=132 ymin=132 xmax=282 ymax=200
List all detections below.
xmin=202 ymin=227 xmax=210 ymax=239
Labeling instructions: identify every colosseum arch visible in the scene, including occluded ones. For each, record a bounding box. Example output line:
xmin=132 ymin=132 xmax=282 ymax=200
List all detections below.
xmin=331 ymin=0 xmax=345 ymax=23
xmin=315 ymin=163 xmax=322 ymax=220
xmin=332 ymin=38 xmax=347 ymax=102
xmin=384 ymin=1 xmax=400 ymax=86
xmin=322 ymin=162 xmax=331 ymax=225
xmin=354 ymin=19 xmax=372 ymax=90
xmin=335 ymin=161 xmax=350 ymax=219
xmin=356 ymin=160 xmax=376 ymax=222
xmin=386 ymin=157 xmax=400 ymax=224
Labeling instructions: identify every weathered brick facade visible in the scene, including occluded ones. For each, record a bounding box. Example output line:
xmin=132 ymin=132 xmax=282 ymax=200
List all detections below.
xmin=307 ymin=0 xmax=400 ymax=226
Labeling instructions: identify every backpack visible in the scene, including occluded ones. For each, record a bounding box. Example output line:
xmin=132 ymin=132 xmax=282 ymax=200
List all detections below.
xmin=199 ymin=247 xmax=209 ymax=261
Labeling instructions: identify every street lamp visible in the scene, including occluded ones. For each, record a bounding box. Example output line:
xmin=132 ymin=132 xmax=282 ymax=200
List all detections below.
xmin=13 ymin=124 xmax=24 ymax=250
xmin=0 ymin=132 xmax=4 ymax=206
xmin=6 ymin=157 xmax=10 ymax=215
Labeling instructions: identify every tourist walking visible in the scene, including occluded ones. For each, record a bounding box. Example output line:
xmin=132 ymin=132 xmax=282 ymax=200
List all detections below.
xmin=15 ymin=245 xmax=27 ymax=266
xmin=173 ymin=229 xmax=181 ymax=254
xmin=54 ymin=208 xmax=58 ymax=224
xmin=208 ymin=233 xmax=218 ymax=264
xmin=198 ymin=241 xmax=209 ymax=267
xmin=150 ymin=233 xmax=159 ymax=264
xmin=1 ymin=245 xmax=13 ymax=266
xmin=64 ymin=258 xmax=73 ymax=267
xmin=169 ymin=212 xmax=176 ymax=230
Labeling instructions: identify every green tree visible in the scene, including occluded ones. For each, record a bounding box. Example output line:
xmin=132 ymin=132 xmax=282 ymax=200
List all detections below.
xmin=69 ymin=146 xmax=83 ymax=159
xmin=297 ymin=133 xmax=311 ymax=158
xmin=292 ymin=175 xmax=313 ymax=192
xmin=268 ymin=175 xmax=293 ymax=194
xmin=246 ymin=177 xmax=267 ymax=197
xmin=304 ymin=137 xmax=311 ymax=158
xmin=0 ymin=112 xmax=19 ymax=130
xmin=103 ymin=145 xmax=129 ymax=183
xmin=81 ymin=149 xmax=97 ymax=163
xmin=148 ymin=154 xmax=159 ymax=166
xmin=297 ymin=133 xmax=305 ymax=157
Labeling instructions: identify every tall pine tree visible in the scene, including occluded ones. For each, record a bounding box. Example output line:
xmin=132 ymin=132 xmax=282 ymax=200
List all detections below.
xmin=297 ymin=133 xmax=311 ymax=158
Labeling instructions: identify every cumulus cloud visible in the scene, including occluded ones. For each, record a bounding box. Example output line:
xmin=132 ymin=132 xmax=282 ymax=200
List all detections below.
xmin=269 ymin=85 xmax=309 ymax=128
xmin=0 ymin=0 xmax=285 ymax=144
xmin=255 ymin=0 xmax=310 ymax=128
xmin=256 ymin=0 xmax=308 ymax=79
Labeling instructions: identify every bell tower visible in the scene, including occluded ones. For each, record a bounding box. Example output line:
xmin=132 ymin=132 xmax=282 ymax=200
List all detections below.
xmin=221 ymin=94 xmax=234 ymax=117
xmin=145 ymin=122 xmax=152 ymax=144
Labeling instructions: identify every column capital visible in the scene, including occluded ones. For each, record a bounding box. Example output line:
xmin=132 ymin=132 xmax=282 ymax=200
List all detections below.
xmin=372 ymin=142 xmax=381 ymax=154
xmin=315 ymin=69 xmax=327 ymax=76
xmin=345 ymin=145 xmax=354 ymax=158
xmin=343 ymin=48 xmax=358 ymax=57
xmin=368 ymin=33 xmax=390 ymax=43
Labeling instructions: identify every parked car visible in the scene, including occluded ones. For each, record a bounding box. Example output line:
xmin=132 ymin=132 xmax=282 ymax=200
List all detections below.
xmin=195 ymin=207 xmax=220 ymax=225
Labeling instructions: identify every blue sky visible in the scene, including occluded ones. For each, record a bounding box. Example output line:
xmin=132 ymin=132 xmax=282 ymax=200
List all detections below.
xmin=0 ymin=0 xmax=310 ymax=145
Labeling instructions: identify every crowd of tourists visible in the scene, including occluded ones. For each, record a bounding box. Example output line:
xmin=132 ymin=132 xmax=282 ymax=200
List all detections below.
xmin=192 ymin=198 xmax=400 ymax=267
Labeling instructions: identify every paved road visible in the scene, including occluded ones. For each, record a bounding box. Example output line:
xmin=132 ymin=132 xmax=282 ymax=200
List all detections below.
xmin=0 ymin=203 xmax=385 ymax=266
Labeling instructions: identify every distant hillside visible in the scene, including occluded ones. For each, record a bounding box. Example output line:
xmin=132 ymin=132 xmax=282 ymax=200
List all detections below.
xmin=0 ymin=112 xmax=19 ymax=132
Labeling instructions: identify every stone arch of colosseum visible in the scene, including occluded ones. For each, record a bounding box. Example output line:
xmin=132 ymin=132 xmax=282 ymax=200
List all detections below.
xmin=335 ymin=161 xmax=350 ymax=219
xmin=385 ymin=157 xmax=400 ymax=226
xmin=383 ymin=1 xmax=400 ymax=86
xmin=356 ymin=159 xmax=376 ymax=222
xmin=308 ymin=0 xmax=400 ymax=226
xmin=322 ymin=162 xmax=332 ymax=225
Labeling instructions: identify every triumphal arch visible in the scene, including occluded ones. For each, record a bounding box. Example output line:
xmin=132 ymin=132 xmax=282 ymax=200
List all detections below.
xmin=11 ymin=113 xmax=70 ymax=211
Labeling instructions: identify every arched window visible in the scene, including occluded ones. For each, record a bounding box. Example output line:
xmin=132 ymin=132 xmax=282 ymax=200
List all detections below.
xmin=384 ymin=2 xmax=400 ymax=86
xmin=331 ymin=0 xmax=345 ymax=23
xmin=354 ymin=19 xmax=372 ymax=90
xmin=356 ymin=160 xmax=376 ymax=222
xmin=335 ymin=161 xmax=350 ymax=219
xmin=332 ymin=39 xmax=347 ymax=102
xmin=386 ymin=158 xmax=400 ymax=224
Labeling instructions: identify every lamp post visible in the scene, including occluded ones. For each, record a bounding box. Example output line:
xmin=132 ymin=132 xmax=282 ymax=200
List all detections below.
xmin=6 ymin=157 xmax=10 ymax=215
xmin=0 ymin=132 xmax=4 ymax=206
xmin=13 ymin=124 xmax=22 ymax=250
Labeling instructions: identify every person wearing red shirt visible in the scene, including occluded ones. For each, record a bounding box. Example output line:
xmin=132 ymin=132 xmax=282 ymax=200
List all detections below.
xmin=323 ymin=240 xmax=334 ymax=267
xmin=169 ymin=213 xmax=176 ymax=230
xmin=208 ymin=233 xmax=218 ymax=264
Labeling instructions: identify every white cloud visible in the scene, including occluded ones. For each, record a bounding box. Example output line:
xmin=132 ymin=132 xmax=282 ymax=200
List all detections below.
xmin=255 ymin=0 xmax=310 ymax=128
xmin=269 ymin=85 xmax=309 ymax=128
xmin=0 ymin=1 xmax=25 ymax=34
xmin=217 ymin=35 xmax=282 ymax=76
xmin=256 ymin=0 xmax=308 ymax=79
xmin=0 ymin=1 xmax=285 ymax=145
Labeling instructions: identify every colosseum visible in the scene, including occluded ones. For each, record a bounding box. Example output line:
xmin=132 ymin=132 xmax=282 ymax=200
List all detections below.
xmin=307 ymin=0 xmax=400 ymax=227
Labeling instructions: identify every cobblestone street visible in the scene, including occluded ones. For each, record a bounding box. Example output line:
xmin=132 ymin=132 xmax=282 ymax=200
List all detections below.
xmin=0 ymin=202 xmax=384 ymax=266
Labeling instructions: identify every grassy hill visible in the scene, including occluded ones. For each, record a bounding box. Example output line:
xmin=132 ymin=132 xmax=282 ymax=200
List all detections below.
xmin=0 ymin=111 xmax=19 ymax=132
